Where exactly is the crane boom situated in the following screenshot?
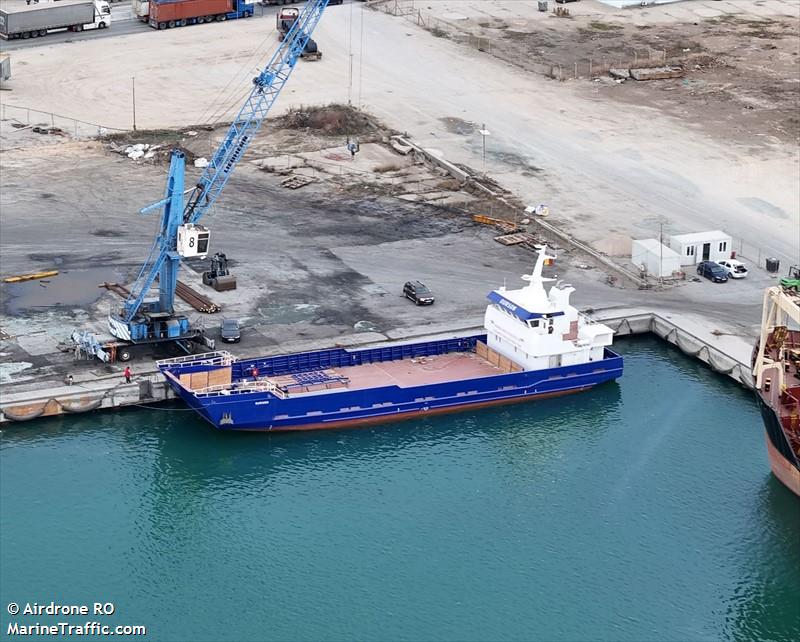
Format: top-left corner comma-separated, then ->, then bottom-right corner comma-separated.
184,0 -> 328,225
76,0 -> 331,359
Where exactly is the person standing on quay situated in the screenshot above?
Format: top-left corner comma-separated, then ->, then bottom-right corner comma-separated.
124,366 -> 132,384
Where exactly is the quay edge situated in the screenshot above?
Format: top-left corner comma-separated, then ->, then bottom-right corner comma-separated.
0,308 -> 754,425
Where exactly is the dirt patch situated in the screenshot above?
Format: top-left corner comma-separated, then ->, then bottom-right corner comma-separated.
413,6 -> 800,146
587,21 -> 623,32
373,162 -> 403,173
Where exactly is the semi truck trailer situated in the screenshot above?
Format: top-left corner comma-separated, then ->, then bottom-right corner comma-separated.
0,53 -> 10,86
133,0 -> 149,22
262,0 -> 341,5
147,0 -> 253,29
0,0 -> 111,39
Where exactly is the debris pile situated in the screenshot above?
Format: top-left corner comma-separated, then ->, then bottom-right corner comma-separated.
630,66 -> 684,81
109,142 -> 162,161
32,126 -> 66,136
280,104 -> 381,136
280,175 -> 315,189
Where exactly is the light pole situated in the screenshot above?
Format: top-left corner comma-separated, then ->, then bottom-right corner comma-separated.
659,220 -> 666,287
131,76 -> 137,132
479,123 -> 490,174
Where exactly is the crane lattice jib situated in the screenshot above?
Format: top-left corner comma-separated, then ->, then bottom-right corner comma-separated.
118,0 -> 328,324
184,0 -> 329,225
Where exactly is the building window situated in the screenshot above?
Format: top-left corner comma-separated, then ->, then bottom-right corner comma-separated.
719,241 -> 727,252
686,246 -> 695,257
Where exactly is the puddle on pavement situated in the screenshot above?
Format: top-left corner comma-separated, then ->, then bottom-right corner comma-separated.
488,149 -> 543,173
440,117 -> 476,136
257,303 -> 320,325
737,196 -> 788,220
353,320 -> 381,333
2,267 -> 125,315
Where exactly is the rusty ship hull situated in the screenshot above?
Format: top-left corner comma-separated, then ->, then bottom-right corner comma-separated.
755,327 -> 800,496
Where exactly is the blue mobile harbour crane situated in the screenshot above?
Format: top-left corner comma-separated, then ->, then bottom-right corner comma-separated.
72,0 -> 330,363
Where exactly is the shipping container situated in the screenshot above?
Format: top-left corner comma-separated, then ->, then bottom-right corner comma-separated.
148,0 -> 252,29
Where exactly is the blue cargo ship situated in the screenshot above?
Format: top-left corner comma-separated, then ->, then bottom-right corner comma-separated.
158,247 -> 623,431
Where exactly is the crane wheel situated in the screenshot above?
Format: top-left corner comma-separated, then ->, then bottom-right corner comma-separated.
118,348 -> 132,362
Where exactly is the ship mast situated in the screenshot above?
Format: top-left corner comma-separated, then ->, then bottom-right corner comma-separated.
520,246 -> 557,292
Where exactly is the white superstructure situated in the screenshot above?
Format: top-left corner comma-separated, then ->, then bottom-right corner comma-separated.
483,247 -> 614,371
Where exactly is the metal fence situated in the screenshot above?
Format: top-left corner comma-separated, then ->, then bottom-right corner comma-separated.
367,0 -> 669,81
0,103 -> 127,139
730,235 -> 796,272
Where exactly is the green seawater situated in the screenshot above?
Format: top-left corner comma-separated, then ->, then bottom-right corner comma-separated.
1,337 -> 799,642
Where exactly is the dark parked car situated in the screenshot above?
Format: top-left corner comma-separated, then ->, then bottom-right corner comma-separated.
697,261 -> 728,283
403,281 -> 435,305
220,318 -> 241,343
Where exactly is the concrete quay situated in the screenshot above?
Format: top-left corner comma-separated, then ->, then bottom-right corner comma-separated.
590,308 -> 754,389
0,309 -> 754,425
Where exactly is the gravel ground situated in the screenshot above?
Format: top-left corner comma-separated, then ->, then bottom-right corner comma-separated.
1,1 -> 795,266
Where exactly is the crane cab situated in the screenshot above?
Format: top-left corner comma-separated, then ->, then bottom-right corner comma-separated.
177,224 -> 210,258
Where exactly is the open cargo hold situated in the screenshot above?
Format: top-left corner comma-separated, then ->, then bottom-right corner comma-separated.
0,0 -> 94,38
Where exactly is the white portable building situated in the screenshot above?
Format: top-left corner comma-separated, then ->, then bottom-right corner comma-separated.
669,231 -> 732,266
631,239 -> 683,278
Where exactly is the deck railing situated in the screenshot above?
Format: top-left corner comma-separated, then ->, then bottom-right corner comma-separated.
193,379 -> 287,400
157,351 -> 234,369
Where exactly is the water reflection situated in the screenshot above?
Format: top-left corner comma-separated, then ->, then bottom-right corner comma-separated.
722,480 -> 800,642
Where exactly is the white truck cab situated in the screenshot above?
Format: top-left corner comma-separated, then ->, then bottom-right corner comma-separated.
83,0 -> 111,31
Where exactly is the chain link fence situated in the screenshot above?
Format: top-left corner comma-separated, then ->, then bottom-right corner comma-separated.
0,103 -> 128,139
367,0 -> 668,81
730,235 -> 797,273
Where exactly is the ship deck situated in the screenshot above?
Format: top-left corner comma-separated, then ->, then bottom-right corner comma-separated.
265,352 -> 504,395
758,328 -> 800,458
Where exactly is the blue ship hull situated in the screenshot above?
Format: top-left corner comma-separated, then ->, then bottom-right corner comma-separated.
159,335 -> 624,432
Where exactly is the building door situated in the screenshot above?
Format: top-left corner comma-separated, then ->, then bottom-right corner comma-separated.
702,243 -> 710,260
